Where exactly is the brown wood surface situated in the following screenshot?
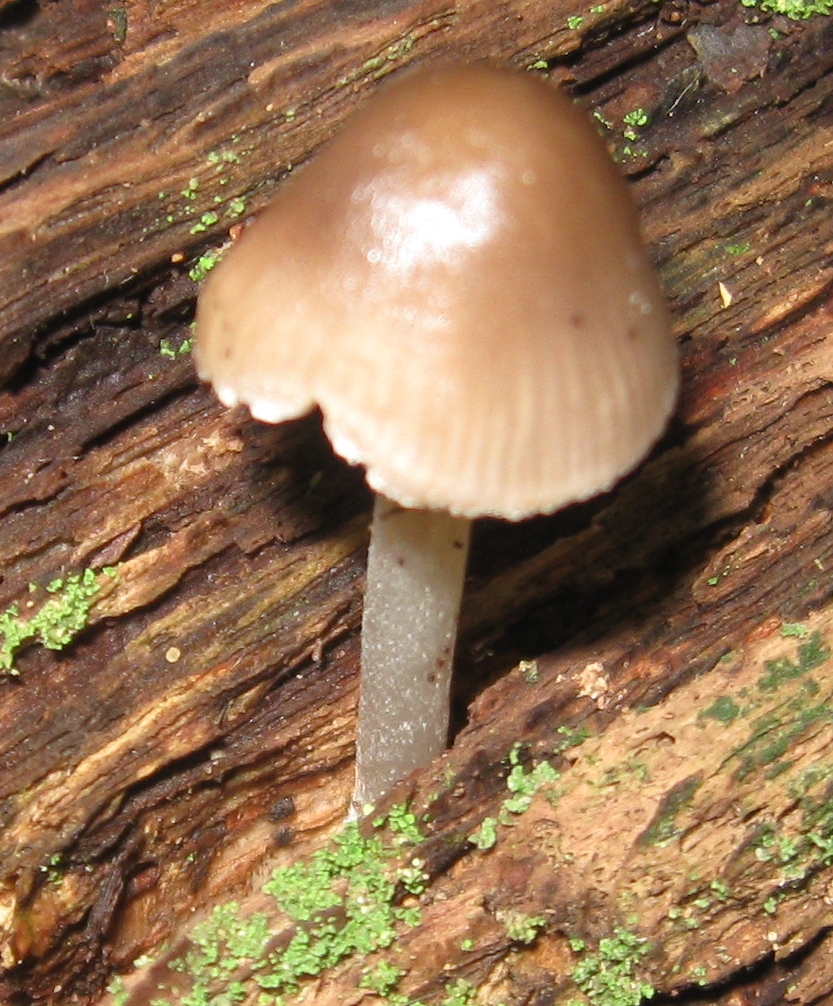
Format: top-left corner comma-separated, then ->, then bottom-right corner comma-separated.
0,0 -> 832,1004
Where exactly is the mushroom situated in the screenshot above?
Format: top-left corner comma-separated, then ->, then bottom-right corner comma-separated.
195,63 -> 678,810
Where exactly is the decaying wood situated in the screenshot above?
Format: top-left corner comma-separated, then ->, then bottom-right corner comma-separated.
112,609 -> 833,1006
0,0 -> 832,1004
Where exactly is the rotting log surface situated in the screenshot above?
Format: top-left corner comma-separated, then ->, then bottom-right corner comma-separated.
0,0 -> 832,1004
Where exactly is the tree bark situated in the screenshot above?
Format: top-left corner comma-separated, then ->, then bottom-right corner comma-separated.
0,0 -> 831,1004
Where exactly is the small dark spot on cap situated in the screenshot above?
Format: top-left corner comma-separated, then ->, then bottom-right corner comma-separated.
626,326 -> 639,341
396,555 -> 406,567
452,539 -> 464,549
433,654 -> 449,674
427,672 -> 437,684
569,312 -> 585,328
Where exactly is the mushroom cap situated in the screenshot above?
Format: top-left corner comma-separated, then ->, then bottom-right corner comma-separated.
196,64 -> 677,519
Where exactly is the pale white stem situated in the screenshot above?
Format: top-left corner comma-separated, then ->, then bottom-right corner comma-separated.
352,494 -> 472,810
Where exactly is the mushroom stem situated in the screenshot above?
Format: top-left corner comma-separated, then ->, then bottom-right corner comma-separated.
353,494 -> 472,810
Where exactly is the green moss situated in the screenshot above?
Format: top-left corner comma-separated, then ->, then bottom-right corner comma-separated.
740,0 -> 830,17
556,723 -> 592,752
39,852 -> 64,886
706,565 -> 732,586
734,700 -> 833,781
639,775 -> 702,846
617,108 -> 650,160
732,767 -> 833,909
622,108 -> 649,140
569,926 -> 654,1006
596,760 -> 651,789
106,976 -> 129,1005
758,632 -> 829,691
159,337 -> 192,358
143,808 -> 429,1004
156,146 -> 250,236
181,178 -> 200,201
436,978 -> 478,1006
379,803 -> 425,845
0,567 -> 117,675
139,745 -> 561,1001
713,634 -> 833,781
124,628 -> 833,1003
708,878 -> 731,901
337,35 -> 417,88
385,979 -> 484,1006
189,211 -> 220,236
189,251 -> 222,283
169,902 -> 271,1003
469,816 -> 499,850
226,196 -> 248,219
664,902 -> 707,932
800,784 -> 833,866
502,911 -> 546,944
468,745 -> 561,848
700,695 -> 741,724
359,960 -> 405,995
501,744 -> 559,816
208,150 -> 241,167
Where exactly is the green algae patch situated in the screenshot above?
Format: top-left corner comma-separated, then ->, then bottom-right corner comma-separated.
154,141 -> 251,238
109,619 -> 833,1005
729,634 -> 833,782
125,807 -> 431,1005
0,567 -> 118,675
468,743 -> 562,848
740,0 -> 830,17
568,927 -> 654,1006
758,632 -> 829,692
639,775 -> 702,846
700,695 -> 741,725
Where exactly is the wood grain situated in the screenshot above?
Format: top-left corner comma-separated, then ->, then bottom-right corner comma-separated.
0,0 -> 831,1003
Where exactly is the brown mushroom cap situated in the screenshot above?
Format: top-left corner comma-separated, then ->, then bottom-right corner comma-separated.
196,64 -> 677,519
